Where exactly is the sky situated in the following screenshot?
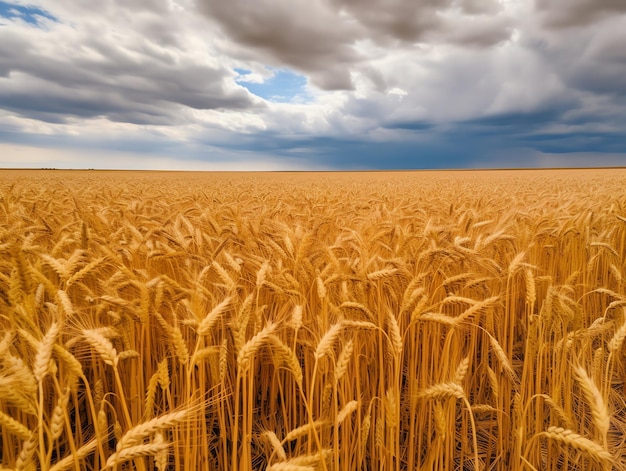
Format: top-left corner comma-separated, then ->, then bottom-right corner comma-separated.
0,0 -> 625,170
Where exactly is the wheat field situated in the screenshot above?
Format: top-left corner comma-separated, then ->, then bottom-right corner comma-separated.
1,168 -> 626,470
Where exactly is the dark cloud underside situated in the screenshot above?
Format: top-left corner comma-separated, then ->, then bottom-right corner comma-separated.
198,0 -> 512,90
535,0 -> 626,28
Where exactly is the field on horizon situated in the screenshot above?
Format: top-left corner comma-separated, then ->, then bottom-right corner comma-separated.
2,168 -> 626,470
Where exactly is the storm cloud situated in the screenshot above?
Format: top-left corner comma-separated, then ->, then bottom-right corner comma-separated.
198,0 -> 513,90
0,0 -> 256,124
535,0 -> 626,28
0,0 -> 624,169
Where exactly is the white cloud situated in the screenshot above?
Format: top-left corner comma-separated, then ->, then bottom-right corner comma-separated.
0,0 -> 255,125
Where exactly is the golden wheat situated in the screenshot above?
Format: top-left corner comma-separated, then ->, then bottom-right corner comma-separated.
2,169 -> 626,470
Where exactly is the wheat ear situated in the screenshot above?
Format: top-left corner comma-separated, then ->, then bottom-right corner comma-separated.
454,356 -> 470,384
264,430 -> 287,461
282,420 -> 328,443
337,400 -> 359,425
574,365 -> 610,444
540,426 -> 611,463
269,334 -> 303,387
386,311 -> 403,358
290,305 -> 303,332
105,441 -> 169,469
237,322 -> 276,372
488,334 -> 517,382
198,296 -> 232,336
608,311 -> 626,352
16,434 -> 37,471
268,449 -> 333,469
0,410 -> 31,440
48,438 -> 98,471
34,321 -> 61,381
417,382 -> 465,401
115,410 -> 187,452
314,323 -> 343,360
82,329 -> 118,367
334,339 -> 354,383
50,386 -> 70,441
267,463 -> 315,471
154,432 -> 168,471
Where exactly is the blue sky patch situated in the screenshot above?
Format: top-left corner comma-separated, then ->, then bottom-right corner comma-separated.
236,68 -> 310,103
0,1 -> 56,25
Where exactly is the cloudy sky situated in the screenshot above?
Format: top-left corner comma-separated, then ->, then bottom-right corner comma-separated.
0,0 -> 625,170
